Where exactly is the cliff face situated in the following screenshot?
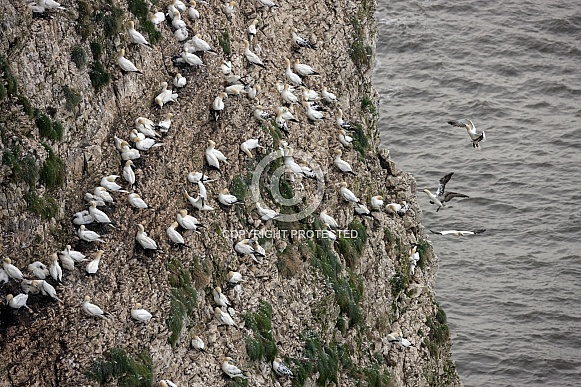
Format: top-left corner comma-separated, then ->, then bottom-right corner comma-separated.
0,0 -> 461,386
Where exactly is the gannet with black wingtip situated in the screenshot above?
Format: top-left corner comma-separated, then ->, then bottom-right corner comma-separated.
133,136 -> 163,151
278,106 -> 299,122
291,27 -> 316,49
58,251 -> 75,271
337,108 -> 354,131
223,1 -> 236,20
126,21 -> 151,48
227,271 -> 243,284
222,357 -> 247,379
225,83 -> 246,97
218,188 -> 241,206
213,286 -> 231,308
430,229 -> 486,236
339,181 -> 360,204
221,59 -> 232,75
0,269 -> 8,284
256,202 -> 279,221
6,294 -> 32,312
273,357 -> 294,378
158,112 -> 174,133
355,203 -> 372,216
254,105 -> 271,121
321,86 -> 337,103
284,58 -> 303,86
174,27 -> 188,42
371,195 -> 383,210
101,175 -> 127,192
248,19 -> 258,41
275,110 -> 289,135
234,239 -> 260,257
247,84 -> 261,99
155,82 -> 179,108
121,141 -> 141,160
432,172 -> 469,204
334,149 -> 355,175
136,224 -> 159,250
49,253 -> 62,283
123,160 -> 136,187
61,245 -> 87,263
188,171 -> 214,184
173,72 -> 186,88
172,0 -> 187,12
300,87 -> 320,102
136,119 -> 160,138
198,180 -> 208,199
32,280 -> 62,302
94,186 -> 115,204
293,58 -> 319,76
280,83 -> 299,104
256,0 -> 279,8
319,209 -> 339,228
86,250 -> 103,275
338,129 -> 353,147
423,189 -> 444,212
82,295 -> 107,318
171,10 -> 187,29
240,138 -> 262,158
83,192 -> 105,207
211,92 -> 227,121
244,39 -> 265,68
386,202 -> 402,215
186,34 -> 218,55
167,222 -> 189,247
180,47 -> 204,66
215,307 -> 236,326
183,189 -> 204,210
149,11 -> 165,25
39,0 -> 66,11
89,201 -> 113,225
131,303 -> 153,322
77,225 -> 104,243
177,209 -> 203,231
191,335 -> 205,351
188,0 -> 200,19
117,49 -> 143,74
28,261 -> 49,279
448,119 -> 486,148
128,193 -> 150,209
206,140 -> 227,169
409,245 -> 420,275
302,101 -> 324,122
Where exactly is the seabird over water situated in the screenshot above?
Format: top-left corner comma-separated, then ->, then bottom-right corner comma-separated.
448,119 -> 486,148
430,229 -> 486,236
432,172 -> 469,204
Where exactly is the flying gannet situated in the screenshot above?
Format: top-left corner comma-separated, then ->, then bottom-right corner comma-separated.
431,172 -> 469,205
448,119 -> 486,148
430,229 -> 486,236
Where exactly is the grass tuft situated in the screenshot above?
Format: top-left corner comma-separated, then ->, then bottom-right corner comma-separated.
63,85 -> 81,112
167,258 -> 197,348
89,61 -> 111,91
25,191 -> 58,219
219,29 -> 231,56
352,124 -> 369,161
16,95 -> 34,117
243,302 -> 277,362
71,45 -> 87,69
36,114 -> 63,141
76,1 -> 94,40
86,347 -> 153,386
336,220 -> 367,269
361,95 -> 377,114
40,144 -> 65,189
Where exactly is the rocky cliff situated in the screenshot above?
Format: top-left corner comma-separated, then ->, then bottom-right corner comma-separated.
0,0 -> 461,385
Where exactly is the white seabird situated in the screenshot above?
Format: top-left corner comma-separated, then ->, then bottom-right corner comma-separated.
432,172 -> 469,204
131,303 -> 153,322
123,160 -> 136,187
240,138 -> 262,158
211,92 -> 227,121
32,280 -> 62,302
177,209 -> 203,231
254,105 -> 271,121
319,209 -> 339,228
222,1 -> 236,20
225,84 -> 246,97
218,188 -> 241,206
117,49 -> 143,74
60,245 -> 87,262
221,60 -> 232,75
272,357 -> 294,378
205,140 -> 227,170
183,189 -> 205,210
188,171 -> 214,184
423,189 -> 444,212
82,295 -> 107,319
126,21 -> 151,48
149,11 -> 166,25
128,193 -> 151,209
221,357 -> 247,379
334,149 -> 355,175
244,39 -> 265,68
256,0 -> 279,8
89,201 -> 113,224
49,253 -> 62,283
28,261 -> 49,279
173,73 -> 186,88
291,27 -> 316,49
215,307 -> 236,326
191,335 -> 205,351
73,210 -> 94,226
338,129 -> 353,147
6,294 -> 32,312
337,108 -> 354,131
94,186 -> 115,204
371,195 -> 383,210
186,34 -> 217,54
100,175 -> 127,192
155,82 -> 179,108
187,0 -> 200,19
213,286 -> 231,308
171,11 -> 187,30
121,141 -> 141,161
247,19 -> 258,41
247,84 -> 261,99
167,222 -> 188,247
0,269 -> 8,284
430,229 -> 486,236
293,58 -> 319,76
355,203 -> 372,216
256,202 -> 279,221
198,180 -> 208,199
133,136 -> 163,151
227,271 -> 243,284
284,58 -> 303,86
77,225 -> 104,243
174,27 -> 188,42
339,181 -> 360,204
321,86 -> 337,103
158,112 -> 174,133
58,251 -> 75,271
180,47 -> 204,66
280,83 -> 299,104
86,250 -> 103,275
136,224 -> 159,250
448,119 -> 486,148
234,239 -> 263,258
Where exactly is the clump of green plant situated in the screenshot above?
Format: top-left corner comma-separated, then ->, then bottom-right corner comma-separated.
86,347 -> 153,386
96,5 -> 124,38
219,29 -> 231,56
3,146 -> 39,189
89,61 -> 111,91
0,55 -> 18,97
389,269 -> 409,297
128,0 -> 161,44
333,274 -> 364,328
25,191 -> 58,219
242,301 -> 277,362
424,305 -> 450,358
35,114 -> 63,141
167,258 -> 197,348
16,95 -> 34,117
352,124 -> 369,161
71,45 -> 87,69
63,85 -> 81,112
302,331 -> 340,386
229,174 -> 251,201
40,145 -> 65,189
350,16 -> 373,68
364,362 -> 392,387
361,95 -> 377,115
336,220 -> 367,268
90,41 -> 102,60
416,239 -> 431,270
76,1 -> 94,39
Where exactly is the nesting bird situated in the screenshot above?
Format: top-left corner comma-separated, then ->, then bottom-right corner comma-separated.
86,250 -> 103,275
272,357 -> 294,378
117,49 -> 143,74
82,295 -> 107,318
131,303 -> 153,322
221,357 -> 248,379
136,224 -> 159,250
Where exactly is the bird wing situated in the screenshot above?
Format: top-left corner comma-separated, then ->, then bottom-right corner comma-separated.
429,229 -> 444,235
435,172 -> 453,197
447,119 -> 468,128
443,191 -> 469,202
473,229 -> 486,234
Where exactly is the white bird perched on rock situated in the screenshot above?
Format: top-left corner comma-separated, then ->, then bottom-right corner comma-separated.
135,120 -> 160,139
177,209 -> 203,231
100,175 -> 127,192
28,261 -> 49,279
94,186 -> 115,204
135,116 -> 155,130
158,112 -> 174,133
280,83 -> 299,104
221,60 -> 232,75
386,202 -> 402,215
123,160 -> 136,187
73,210 -> 95,226
302,101 -> 324,122
86,250 -> 103,275
222,357 -> 247,379
278,106 -> 299,122
291,27 -> 316,49
6,294 -> 32,312
89,201 -> 113,224
339,181 -> 360,204
323,223 -> 337,241
155,82 -> 179,108
171,11 -> 187,29
215,307 -> 236,326
128,193 -> 151,209
186,34 -> 217,54
167,222 -> 189,247
191,335 -> 205,351
136,224 -> 159,250
300,87 -> 320,102
243,39 -> 265,68
334,149 -> 355,175
254,105 -> 271,121
133,136 -> 164,151
234,239 -> 263,258
198,179 -> 211,199
338,129 -> 353,147
409,245 -> 420,275
224,84 -> 246,97
240,138 -> 262,158
126,21 -> 151,48
337,108 -> 355,131
247,19 -> 258,41
174,27 -> 188,42
256,0 -> 279,8
319,209 -> 339,228
293,58 -> 319,76
187,0 -> 200,19
213,286 -> 231,308
131,303 -> 153,322
59,251 -> 75,271
205,140 -> 227,169
60,245 -> 87,263
180,47 -> 204,66
49,253 -> 62,283
256,202 -> 279,221
32,280 -> 62,302
355,203 -> 371,216
21,279 -> 40,295
188,171 -> 214,184
371,195 -> 384,210
321,86 -> 337,103
447,119 -> 486,148
211,92 -> 227,121
247,84 -> 261,100
82,295 -> 107,319
275,110 -> 289,135
172,0 -> 187,12
117,49 -> 143,74
120,141 -> 141,161
84,191 -> 106,206
218,188 -> 241,206
284,58 -> 303,86
222,1 -> 236,20
159,380 -> 177,387
173,73 -> 186,88
77,225 -> 104,243
273,357 -> 294,378
149,11 -> 165,25
227,271 -> 243,284
35,0 -> 66,12
183,189 -> 204,210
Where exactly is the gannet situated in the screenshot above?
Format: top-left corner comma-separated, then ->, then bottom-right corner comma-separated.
128,193 -> 151,209
248,19 -> 258,41
339,182 -> 360,204
188,0 -> 200,19
158,112 -> 174,133
136,119 -> 160,138
323,223 -> 337,241
29,2 -> 47,13
94,186 -> 115,204
338,129 -> 353,147
177,209 -> 203,231
254,105 -> 271,121
386,202 -> 403,215
21,279 -> 38,293
334,149 -> 355,175
293,59 -> 319,76
188,171 -> 214,184
222,1 -> 236,20
234,239 -> 263,257
117,49 -> 143,74
284,58 -> 303,85
211,92 -> 227,121
206,140 -> 227,169
136,224 -> 159,250
409,245 -> 420,275
215,307 -> 236,326
225,84 -> 246,96
240,138 -> 262,158
280,83 -> 299,104
448,119 -> 486,148
423,189 -> 444,212
131,303 -> 153,322
149,11 -> 166,25
121,141 -> 141,160
432,172 -> 469,204
134,136 -> 163,151
60,245 -> 87,262
126,21 -> 151,48
319,209 -> 339,228
122,160 -> 136,187
300,87 -> 320,101
174,28 -> 189,42
77,225 -> 104,242
430,229 -> 486,236
256,0 -> 279,7
32,280 -> 61,302
244,40 -> 266,68
0,269 -> 8,284
337,108 -> 354,131
86,250 -> 103,275
159,381 -> 178,387
191,335 -> 205,351
371,195 -> 384,210
213,286 -> 231,307
355,203 -> 372,216
272,357 -> 294,378
256,202 -> 279,221
155,82 -> 179,107
167,222 -> 188,246
247,84 -> 261,99
38,0 -> 66,11
321,86 -> 337,103
249,237 -> 266,257
187,34 -> 217,54
172,0 -> 187,12
84,192 -> 106,206
6,294 -> 32,312
227,271 -> 243,283
73,210 -> 95,225
197,181 -> 208,199
171,11 -> 187,29
302,101 -> 324,122
49,253 -> 62,283
275,110 -> 289,135
282,148 -> 308,177
58,251 -> 75,271
183,189 -> 204,210
28,261 -> 49,279
221,60 -> 232,75
218,188 -> 241,206
89,201 -> 113,224
222,357 -> 247,378
173,73 -> 186,88
291,27 -> 316,49
82,295 -> 107,318
101,175 -> 127,192
180,47 -> 204,66
278,106 -> 299,122
135,116 -> 155,130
